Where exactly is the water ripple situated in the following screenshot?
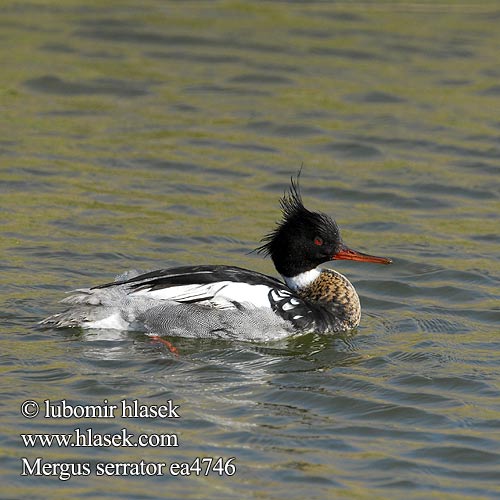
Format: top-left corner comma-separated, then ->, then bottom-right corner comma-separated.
2,3 -> 500,499
24,75 -> 150,97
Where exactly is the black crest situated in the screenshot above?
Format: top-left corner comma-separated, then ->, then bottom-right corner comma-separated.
256,172 -> 308,256
255,172 -> 342,269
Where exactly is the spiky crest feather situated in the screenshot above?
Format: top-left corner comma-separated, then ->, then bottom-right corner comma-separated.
255,171 -> 306,256
255,171 -> 341,258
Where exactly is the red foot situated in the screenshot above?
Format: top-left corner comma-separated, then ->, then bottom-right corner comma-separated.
150,336 -> 179,356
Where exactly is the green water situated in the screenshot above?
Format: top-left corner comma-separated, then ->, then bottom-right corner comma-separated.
1,2 -> 499,499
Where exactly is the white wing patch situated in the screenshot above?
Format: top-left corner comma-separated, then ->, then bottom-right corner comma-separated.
129,281 -> 274,310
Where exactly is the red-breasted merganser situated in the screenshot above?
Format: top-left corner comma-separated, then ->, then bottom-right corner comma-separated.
41,176 -> 391,340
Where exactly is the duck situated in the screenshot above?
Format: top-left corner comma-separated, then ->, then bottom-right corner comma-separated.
40,175 -> 391,340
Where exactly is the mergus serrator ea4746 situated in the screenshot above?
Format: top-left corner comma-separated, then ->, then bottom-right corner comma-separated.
41,176 -> 392,340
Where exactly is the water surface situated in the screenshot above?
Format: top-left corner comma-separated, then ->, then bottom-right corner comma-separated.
1,2 -> 499,499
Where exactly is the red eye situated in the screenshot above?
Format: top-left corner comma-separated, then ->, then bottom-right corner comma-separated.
314,236 -> 323,246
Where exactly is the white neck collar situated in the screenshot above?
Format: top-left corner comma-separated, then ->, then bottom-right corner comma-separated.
283,268 -> 321,291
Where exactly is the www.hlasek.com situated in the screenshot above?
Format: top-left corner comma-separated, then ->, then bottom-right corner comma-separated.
20,399 -> 236,480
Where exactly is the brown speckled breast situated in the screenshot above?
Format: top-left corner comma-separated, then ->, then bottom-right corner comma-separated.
297,268 -> 361,330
